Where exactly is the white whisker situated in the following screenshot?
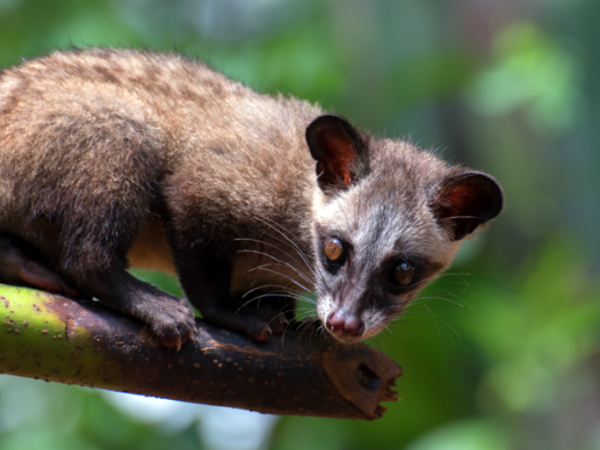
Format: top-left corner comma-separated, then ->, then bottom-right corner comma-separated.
236,237 -> 316,280
238,248 -> 314,286
240,293 -> 312,309
247,215 -> 315,274
412,295 -> 464,308
248,264 -> 312,293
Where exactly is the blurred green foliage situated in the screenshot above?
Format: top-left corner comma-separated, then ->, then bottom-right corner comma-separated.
1,0 -> 599,449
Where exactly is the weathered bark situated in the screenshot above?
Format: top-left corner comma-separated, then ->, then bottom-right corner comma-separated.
0,284 -> 401,420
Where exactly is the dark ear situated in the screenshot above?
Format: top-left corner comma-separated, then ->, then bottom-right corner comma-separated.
433,171 -> 503,241
305,115 -> 366,190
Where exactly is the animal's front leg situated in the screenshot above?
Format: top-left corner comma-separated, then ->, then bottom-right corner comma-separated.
76,269 -> 197,349
173,246 -> 291,341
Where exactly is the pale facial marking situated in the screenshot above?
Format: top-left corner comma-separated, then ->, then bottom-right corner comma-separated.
312,176 -> 459,344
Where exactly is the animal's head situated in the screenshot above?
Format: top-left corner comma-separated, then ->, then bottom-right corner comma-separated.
306,115 -> 503,343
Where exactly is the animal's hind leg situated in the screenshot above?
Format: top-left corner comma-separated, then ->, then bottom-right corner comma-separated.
0,232 -> 79,296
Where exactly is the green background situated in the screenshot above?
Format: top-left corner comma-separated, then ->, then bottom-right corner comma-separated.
1,0 -> 600,449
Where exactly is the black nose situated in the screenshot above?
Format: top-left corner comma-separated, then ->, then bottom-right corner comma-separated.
326,311 -> 365,338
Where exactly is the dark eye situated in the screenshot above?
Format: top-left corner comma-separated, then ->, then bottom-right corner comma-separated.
323,237 -> 345,263
389,261 -> 415,286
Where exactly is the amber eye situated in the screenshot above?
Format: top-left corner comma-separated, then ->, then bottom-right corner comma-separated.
390,261 -> 415,286
323,238 -> 345,263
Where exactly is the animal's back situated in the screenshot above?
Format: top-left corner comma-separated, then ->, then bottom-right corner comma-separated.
0,49 -> 321,245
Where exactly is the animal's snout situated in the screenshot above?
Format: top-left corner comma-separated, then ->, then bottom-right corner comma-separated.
326,310 -> 364,339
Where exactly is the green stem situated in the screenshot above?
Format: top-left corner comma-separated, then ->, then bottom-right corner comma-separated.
0,284 -> 401,420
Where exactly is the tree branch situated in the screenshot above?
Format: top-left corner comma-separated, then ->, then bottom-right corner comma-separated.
0,284 -> 401,420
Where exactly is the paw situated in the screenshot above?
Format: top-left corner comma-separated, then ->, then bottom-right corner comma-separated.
141,297 -> 197,350
202,301 -> 290,342
242,304 -> 289,341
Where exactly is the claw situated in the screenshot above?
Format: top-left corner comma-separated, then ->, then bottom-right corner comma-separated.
160,335 -> 182,350
183,327 -> 197,344
249,325 -> 271,342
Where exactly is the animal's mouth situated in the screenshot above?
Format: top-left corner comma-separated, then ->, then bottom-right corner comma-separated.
328,333 -> 367,344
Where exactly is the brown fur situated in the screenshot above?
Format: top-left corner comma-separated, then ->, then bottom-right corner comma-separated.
0,49 -> 502,345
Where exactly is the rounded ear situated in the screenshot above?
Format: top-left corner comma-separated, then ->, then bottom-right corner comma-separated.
305,115 -> 366,190
433,171 -> 503,241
